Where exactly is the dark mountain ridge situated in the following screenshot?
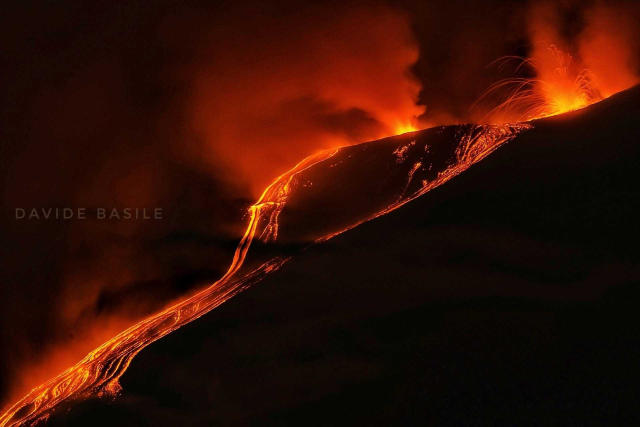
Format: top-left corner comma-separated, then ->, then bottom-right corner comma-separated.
47,85 -> 640,426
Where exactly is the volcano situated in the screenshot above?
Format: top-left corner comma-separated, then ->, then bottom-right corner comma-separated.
4,85 -> 640,426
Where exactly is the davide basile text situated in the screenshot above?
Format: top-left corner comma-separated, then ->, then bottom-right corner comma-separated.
15,207 -> 164,220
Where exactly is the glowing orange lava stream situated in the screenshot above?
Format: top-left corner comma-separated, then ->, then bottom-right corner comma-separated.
317,123 -> 531,243
0,149 -> 336,426
1,123 -> 532,426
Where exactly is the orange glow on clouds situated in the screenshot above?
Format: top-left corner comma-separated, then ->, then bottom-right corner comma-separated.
187,4 -> 423,195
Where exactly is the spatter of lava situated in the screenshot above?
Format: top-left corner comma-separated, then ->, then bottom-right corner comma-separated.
1,123 -> 531,426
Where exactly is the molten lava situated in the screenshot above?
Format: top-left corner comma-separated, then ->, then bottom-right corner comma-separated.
0,121 -> 532,426
477,49 -> 604,123
0,148 -> 338,426
476,3 -> 639,123
393,121 -> 419,135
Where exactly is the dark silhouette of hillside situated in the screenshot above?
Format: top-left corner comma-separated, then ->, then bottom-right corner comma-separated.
48,85 -> 640,426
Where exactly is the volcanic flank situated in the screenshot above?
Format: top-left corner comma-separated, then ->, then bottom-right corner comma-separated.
4,85 -> 640,425
0,121 -> 529,427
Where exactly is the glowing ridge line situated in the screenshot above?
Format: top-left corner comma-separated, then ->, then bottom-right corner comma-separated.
0,123 -> 530,426
0,149 -> 338,426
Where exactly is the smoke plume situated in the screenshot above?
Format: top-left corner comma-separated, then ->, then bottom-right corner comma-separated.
185,3 -> 424,194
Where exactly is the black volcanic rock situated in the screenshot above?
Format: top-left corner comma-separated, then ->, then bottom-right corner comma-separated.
48,86 -> 640,426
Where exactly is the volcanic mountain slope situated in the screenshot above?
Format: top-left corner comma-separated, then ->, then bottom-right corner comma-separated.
1,116 -> 528,427
1,124 -> 528,427
39,85 -> 640,425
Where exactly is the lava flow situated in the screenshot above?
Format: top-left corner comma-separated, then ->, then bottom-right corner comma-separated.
0,149 -> 337,426
0,119 -> 536,426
